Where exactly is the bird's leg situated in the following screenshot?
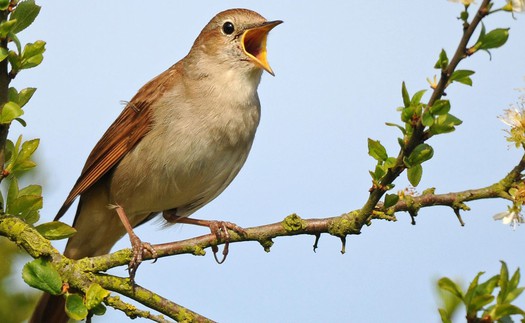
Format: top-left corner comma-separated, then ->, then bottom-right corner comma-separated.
163,209 -> 246,264
112,205 -> 157,281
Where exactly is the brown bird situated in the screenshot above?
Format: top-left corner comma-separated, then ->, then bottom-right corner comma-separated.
30,8 -> 281,323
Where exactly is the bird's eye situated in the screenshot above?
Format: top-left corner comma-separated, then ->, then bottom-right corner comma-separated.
222,21 -> 235,35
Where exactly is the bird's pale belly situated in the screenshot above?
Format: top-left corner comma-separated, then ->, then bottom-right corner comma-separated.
109,128 -> 252,219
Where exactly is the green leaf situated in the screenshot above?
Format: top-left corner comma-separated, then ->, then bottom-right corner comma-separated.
8,50 -> 21,72
411,90 -> 427,106
0,101 -> 23,124
479,28 -> 510,50
384,157 -> 397,169
22,258 -> 62,295
421,110 -> 434,127
385,122 -> 406,135
368,138 -> 388,162
85,283 -> 110,310
438,308 -> 452,323
12,159 -> 36,173
401,106 -> 415,123
434,49 -> 449,69
19,87 -> 36,108
91,303 -> 107,316
373,164 -> 386,180
6,177 -> 19,213
470,294 -> 495,312
10,0 -> 41,34
449,70 -> 475,86
429,113 -> 463,135
65,294 -> 88,321
404,143 -> 434,167
493,304 -> 525,318
498,261 -> 510,304
0,0 -> 10,11
20,40 -> 46,69
18,138 -> 39,162
384,193 -> 399,208
35,221 -> 76,240
401,82 -> 410,108
407,164 -> 423,186
509,267 -> 521,293
10,195 -> 42,218
430,100 -> 451,116
0,47 -> 8,62
438,277 -> 464,300
19,184 -> 41,196
0,19 -> 17,38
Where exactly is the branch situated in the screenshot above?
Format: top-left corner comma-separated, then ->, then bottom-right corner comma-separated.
357,0 -> 492,225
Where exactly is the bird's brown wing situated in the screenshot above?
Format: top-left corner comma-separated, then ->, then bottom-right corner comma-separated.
55,65 -> 179,220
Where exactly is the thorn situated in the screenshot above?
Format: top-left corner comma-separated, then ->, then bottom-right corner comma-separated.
313,233 -> 321,253
453,207 -> 465,226
340,236 -> 346,254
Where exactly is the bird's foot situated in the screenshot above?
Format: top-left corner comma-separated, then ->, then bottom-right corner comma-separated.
127,232 -> 158,282
162,211 -> 246,264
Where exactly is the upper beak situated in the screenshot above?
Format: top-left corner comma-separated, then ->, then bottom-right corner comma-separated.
241,20 -> 283,76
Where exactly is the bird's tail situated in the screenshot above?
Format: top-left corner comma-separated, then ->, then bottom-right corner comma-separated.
29,293 -> 68,323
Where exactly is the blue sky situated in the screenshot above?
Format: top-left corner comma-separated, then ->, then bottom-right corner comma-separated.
14,1 -> 525,322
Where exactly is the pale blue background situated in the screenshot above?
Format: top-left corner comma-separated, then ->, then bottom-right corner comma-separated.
14,1 -> 525,322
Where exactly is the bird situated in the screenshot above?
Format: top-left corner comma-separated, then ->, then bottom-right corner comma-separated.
30,8 -> 281,323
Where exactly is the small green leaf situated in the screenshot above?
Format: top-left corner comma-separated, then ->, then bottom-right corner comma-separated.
6,177 -> 19,213
430,100 -> 451,116
12,159 -> 36,173
0,47 -> 8,62
85,283 -> 110,310
434,49 -> 449,69
422,110 -> 434,127
401,106 -> 415,123
91,303 -> 107,316
18,138 -> 39,162
368,138 -> 388,162
0,101 -> 23,124
10,0 -> 41,34
470,294 -> 495,312
438,277 -> 464,300
401,82 -> 410,108
19,87 -> 36,108
479,28 -> 510,50
0,0 -> 10,11
8,50 -> 21,72
20,40 -> 45,69
411,90 -> 427,106
65,294 -> 88,321
509,267 -> 521,293
385,122 -> 406,135
384,193 -> 399,208
493,303 -> 525,318
0,19 -> 17,38
405,143 -> 434,167
35,221 -> 76,240
22,258 -> 62,295
438,308 -> 452,323
384,157 -> 397,169
407,164 -> 423,187
19,184 -> 41,196
449,70 -> 475,86
429,113 -> 463,135
10,195 -> 43,216
498,261 -> 510,304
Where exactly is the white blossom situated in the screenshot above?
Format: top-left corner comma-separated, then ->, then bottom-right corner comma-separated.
493,209 -> 524,230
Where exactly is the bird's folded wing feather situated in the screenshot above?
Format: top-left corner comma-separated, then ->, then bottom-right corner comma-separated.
55,66 -> 179,220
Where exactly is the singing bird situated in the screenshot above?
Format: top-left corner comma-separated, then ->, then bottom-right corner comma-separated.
30,8 -> 281,322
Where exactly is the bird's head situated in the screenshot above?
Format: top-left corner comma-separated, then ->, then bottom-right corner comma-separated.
189,9 -> 282,77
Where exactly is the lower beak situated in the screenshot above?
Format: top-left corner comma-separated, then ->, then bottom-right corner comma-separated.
241,20 -> 283,76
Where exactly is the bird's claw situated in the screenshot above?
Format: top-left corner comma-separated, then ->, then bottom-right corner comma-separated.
208,221 -> 246,264
128,234 -> 157,282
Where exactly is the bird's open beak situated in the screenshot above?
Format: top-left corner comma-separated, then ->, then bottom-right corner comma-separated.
241,20 -> 282,76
